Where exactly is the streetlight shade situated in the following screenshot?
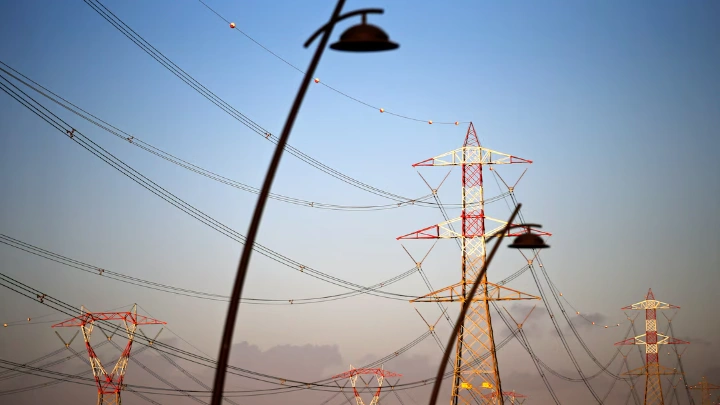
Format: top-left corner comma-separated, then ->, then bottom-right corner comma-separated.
508,232 -> 550,250
330,15 -> 399,52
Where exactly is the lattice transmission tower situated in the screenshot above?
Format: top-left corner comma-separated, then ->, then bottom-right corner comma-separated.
397,122 -> 546,405
615,289 -> 688,405
331,365 -> 401,405
690,377 -> 720,405
52,304 -> 165,405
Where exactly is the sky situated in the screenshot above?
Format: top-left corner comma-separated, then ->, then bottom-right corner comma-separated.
0,0 -> 719,404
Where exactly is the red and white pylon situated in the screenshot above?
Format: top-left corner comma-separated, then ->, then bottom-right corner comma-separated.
398,122 -> 545,405
52,304 -> 165,405
332,365 -> 401,405
615,289 -> 688,405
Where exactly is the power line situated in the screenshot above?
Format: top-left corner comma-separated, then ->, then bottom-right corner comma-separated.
0,60 -> 505,212
78,0 -> 462,204
0,72 -> 419,302
0,270 -> 526,396
0,233 -> 418,305
0,72 -> 528,310
196,0 -> 466,126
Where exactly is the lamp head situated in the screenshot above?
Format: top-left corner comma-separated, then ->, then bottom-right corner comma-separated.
507,224 -> 550,250
330,13 -> 399,52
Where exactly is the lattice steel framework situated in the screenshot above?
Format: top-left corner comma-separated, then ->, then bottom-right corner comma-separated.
481,390 -> 528,404
690,377 -> 720,405
397,123 -> 545,405
615,289 -> 688,405
52,304 -> 165,405
331,365 -> 401,405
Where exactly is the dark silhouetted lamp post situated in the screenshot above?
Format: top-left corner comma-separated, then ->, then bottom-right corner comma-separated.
428,203 -> 550,405
210,2 -> 398,404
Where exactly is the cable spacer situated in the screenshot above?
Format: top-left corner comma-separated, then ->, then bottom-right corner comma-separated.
66,128 -> 75,138
299,265 -> 305,272
127,136 -> 134,143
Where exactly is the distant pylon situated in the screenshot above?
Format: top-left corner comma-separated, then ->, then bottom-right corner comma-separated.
397,122 -> 546,405
690,377 -> 720,405
615,289 -> 688,405
331,365 -> 401,405
480,390 -> 528,404
52,304 -> 165,405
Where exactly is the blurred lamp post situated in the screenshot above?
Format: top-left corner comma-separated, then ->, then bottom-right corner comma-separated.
210,2 -> 399,405
428,203 -> 550,405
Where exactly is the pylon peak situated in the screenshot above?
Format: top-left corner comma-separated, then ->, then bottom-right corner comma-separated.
463,122 -> 480,148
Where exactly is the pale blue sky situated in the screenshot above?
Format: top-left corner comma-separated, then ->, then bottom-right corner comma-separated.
1,1 -> 718,403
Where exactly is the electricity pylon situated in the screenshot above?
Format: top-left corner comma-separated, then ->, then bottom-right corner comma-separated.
52,304 -> 165,405
690,377 -> 720,405
615,289 -> 688,405
331,365 -> 401,405
397,123 -> 544,405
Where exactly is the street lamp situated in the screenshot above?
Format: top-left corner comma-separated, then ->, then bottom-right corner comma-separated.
427,203 -> 550,405
209,2 -> 398,404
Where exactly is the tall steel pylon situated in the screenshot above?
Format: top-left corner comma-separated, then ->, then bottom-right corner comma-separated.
615,289 -> 688,405
397,122 -> 544,405
690,377 -> 720,405
52,304 -> 165,405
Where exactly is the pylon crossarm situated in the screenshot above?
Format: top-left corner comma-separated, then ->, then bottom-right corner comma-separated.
689,377 -> 720,390
615,336 -> 642,346
410,282 -> 539,303
486,283 -> 541,301
621,300 -> 680,310
615,333 -> 689,346
398,216 -> 551,241
412,147 -> 532,167
623,363 -> 681,376
332,368 -> 402,379
396,218 -> 463,240
52,312 -> 166,328
410,282 -> 465,303
658,334 -> 689,345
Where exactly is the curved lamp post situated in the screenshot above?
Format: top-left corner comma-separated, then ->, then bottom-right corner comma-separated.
209,2 -> 399,404
427,203 -> 550,405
